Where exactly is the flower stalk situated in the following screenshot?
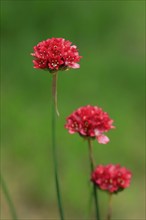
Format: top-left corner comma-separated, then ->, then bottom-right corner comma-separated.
51,77 -> 64,220
88,139 -> 100,220
107,193 -> 113,220
0,173 -> 18,220
52,72 -> 59,116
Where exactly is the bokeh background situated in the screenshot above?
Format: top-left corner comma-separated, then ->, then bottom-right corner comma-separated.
1,0 -> 145,219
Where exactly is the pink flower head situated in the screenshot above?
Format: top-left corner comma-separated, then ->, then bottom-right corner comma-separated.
91,164 -> 132,193
31,37 -> 82,72
65,105 -> 115,144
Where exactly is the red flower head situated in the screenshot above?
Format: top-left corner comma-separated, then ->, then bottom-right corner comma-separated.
91,164 -> 132,193
31,37 -> 82,72
65,105 -> 115,144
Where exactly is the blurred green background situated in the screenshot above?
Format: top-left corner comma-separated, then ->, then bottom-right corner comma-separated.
1,1 -> 145,219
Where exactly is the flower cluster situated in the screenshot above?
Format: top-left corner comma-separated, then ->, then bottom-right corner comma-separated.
91,164 -> 132,193
31,36 -> 132,219
31,37 -> 82,72
65,105 -> 115,144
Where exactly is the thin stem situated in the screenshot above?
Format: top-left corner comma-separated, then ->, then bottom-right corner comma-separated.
87,139 -> 100,220
88,138 -> 95,170
0,173 -> 18,220
86,184 -> 94,220
51,74 -> 64,220
52,72 -> 59,116
107,193 -> 113,220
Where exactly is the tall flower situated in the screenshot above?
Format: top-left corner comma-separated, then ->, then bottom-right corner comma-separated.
65,105 -> 115,220
31,37 -> 81,220
31,37 -> 82,116
31,37 -> 82,72
91,164 -> 132,193
65,105 -> 115,144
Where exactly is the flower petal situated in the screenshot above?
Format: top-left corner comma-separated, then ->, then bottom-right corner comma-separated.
69,63 -> 80,69
68,130 -> 76,134
96,134 -> 110,144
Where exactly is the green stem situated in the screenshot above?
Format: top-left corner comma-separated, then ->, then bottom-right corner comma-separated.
107,193 -> 113,220
88,139 -> 100,220
52,72 -> 59,116
0,173 -> 18,220
86,184 -> 94,220
51,73 -> 64,220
